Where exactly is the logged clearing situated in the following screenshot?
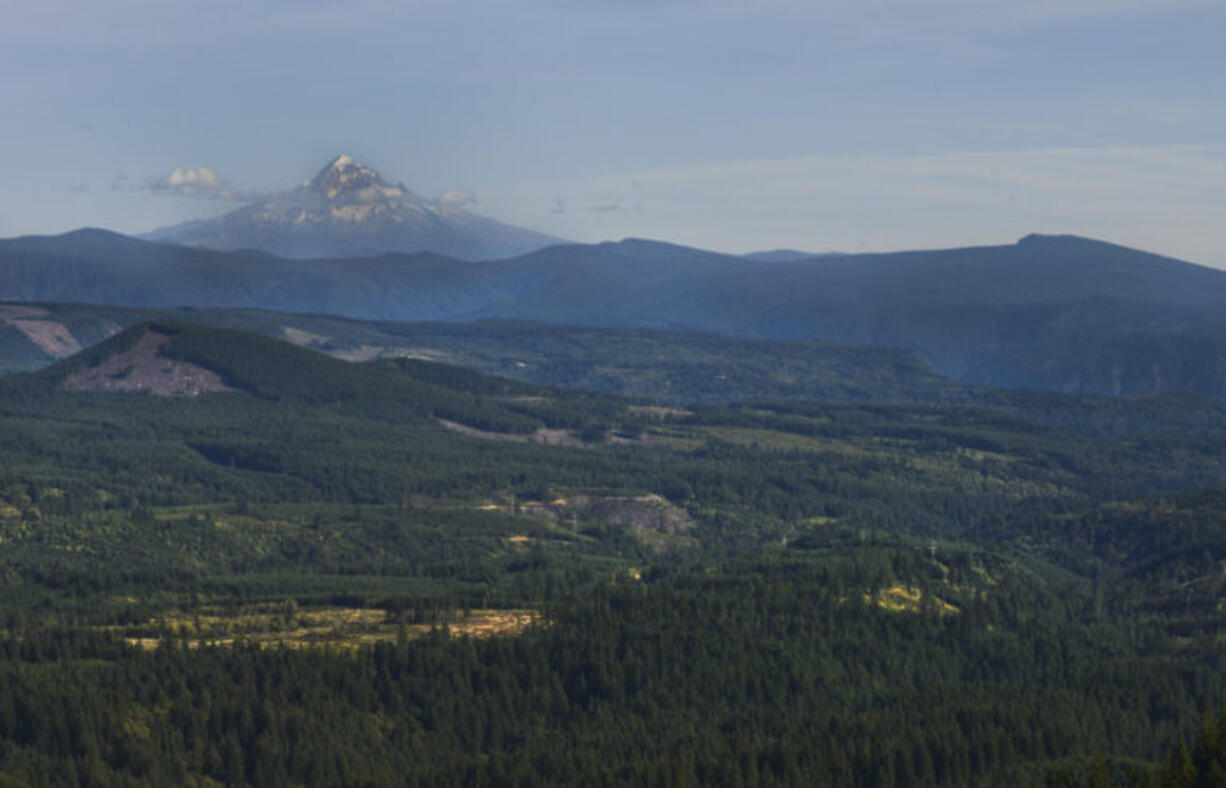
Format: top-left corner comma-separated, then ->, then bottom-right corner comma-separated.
62,329 -> 236,396
437,419 -> 588,447
280,325 -> 330,347
0,306 -> 83,358
438,418 -> 657,449
10,320 -> 82,358
330,344 -> 389,362
489,492 -> 697,550
0,304 -> 50,320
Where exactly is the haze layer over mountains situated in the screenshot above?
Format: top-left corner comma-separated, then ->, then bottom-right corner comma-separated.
1,156 -> 1224,400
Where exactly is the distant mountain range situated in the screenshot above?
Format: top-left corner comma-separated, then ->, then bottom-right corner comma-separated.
143,155 -> 563,260
0,302 -> 961,405
1,228 -> 1225,398
742,249 -> 840,263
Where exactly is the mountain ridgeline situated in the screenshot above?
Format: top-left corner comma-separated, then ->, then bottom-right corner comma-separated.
1,229 -> 1225,398
26,320 -> 571,436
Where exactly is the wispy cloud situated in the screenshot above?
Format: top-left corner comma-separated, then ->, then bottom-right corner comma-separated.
480,145 -> 1226,266
625,146 -> 1226,204
693,0 -> 1216,26
148,167 -> 244,201
436,189 -> 476,208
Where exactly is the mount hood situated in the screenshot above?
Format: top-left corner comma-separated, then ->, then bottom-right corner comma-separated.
143,155 -> 562,261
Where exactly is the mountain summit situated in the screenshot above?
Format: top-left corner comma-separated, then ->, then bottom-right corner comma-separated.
143,156 -> 562,260
309,155 -> 381,195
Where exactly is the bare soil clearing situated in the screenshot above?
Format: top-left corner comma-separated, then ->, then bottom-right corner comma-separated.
279,325 -> 329,348
62,329 -> 236,396
1,305 -> 84,358
0,304 -> 51,320
437,418 -> 658,448
437,418 -> 590,447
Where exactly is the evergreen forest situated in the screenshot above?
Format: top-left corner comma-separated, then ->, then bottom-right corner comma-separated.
1,321 -> 1225,785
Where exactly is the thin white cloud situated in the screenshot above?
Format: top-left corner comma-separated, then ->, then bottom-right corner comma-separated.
699,0 -> 1214,24
437,189 -> 476,208
149,167 -> 240,201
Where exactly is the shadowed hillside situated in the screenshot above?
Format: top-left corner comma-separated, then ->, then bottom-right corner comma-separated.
3,231 -> 1226,397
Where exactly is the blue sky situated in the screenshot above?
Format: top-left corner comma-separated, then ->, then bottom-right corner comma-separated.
3,0 -> 1224,265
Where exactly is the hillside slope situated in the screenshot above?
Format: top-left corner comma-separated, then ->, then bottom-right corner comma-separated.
0,229 -> 495,320
0,303 -> 1011,405
2,317 -> 1226,785
3,231 -> 1225,397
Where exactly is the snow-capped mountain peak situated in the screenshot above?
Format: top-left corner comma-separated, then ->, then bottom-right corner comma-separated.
143,155 -> 562,260
306,155 -> 410,203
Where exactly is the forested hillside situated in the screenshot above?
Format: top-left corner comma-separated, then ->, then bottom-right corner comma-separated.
0,324 -> 1223,783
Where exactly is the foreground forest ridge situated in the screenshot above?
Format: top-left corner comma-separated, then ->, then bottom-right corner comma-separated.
0,316 -> 1222,785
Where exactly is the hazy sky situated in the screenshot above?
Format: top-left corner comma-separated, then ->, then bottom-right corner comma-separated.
3,0 -> 1225,265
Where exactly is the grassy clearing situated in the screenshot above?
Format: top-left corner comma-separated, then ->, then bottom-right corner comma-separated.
865,585 -> 960,616
697,426 -> 876,455
116,604 -> 540,650
627,405 -> 693,418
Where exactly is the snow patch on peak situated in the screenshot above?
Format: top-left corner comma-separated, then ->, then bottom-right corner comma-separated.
308,155 -> 391,200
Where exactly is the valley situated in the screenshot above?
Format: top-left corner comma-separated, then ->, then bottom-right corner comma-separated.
9,0 -> 1225,781
0,318 -> 1223,783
